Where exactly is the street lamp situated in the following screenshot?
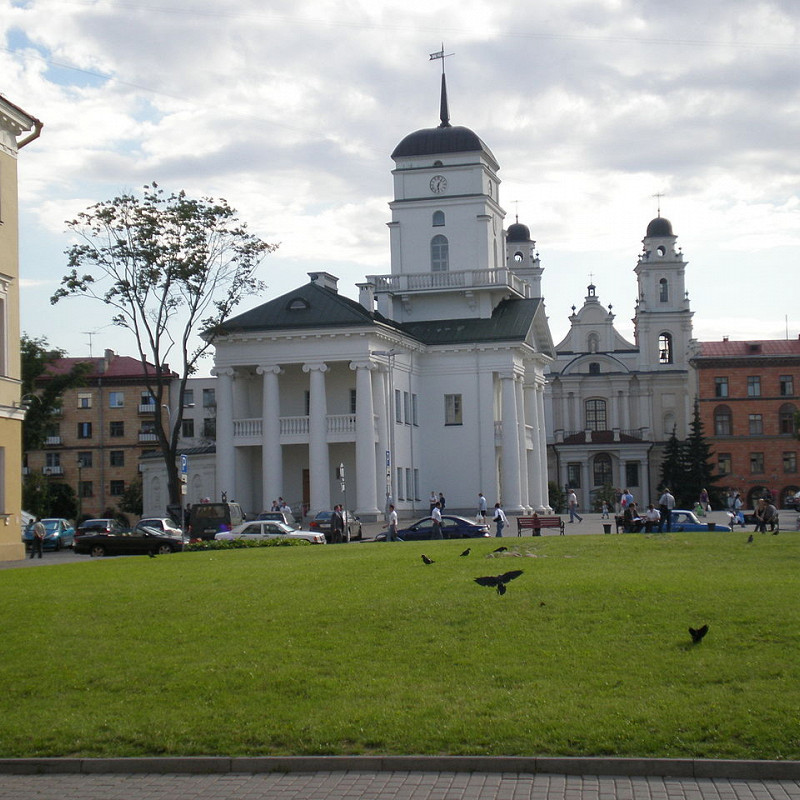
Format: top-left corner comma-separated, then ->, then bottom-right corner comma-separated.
371,349 -> 398,519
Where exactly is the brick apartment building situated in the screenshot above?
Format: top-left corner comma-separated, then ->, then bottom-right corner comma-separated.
692,337 -> 800,509
25,349 -> 177,520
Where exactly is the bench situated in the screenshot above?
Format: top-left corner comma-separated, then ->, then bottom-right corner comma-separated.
517,516 -> 565,536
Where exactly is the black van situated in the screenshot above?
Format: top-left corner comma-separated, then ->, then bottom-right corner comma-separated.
188,502 -> 245,540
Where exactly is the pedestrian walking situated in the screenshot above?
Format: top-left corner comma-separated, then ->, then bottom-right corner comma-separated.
383,504 -> 398,542
493,503 -> 507,537
431,502 -> 443,538
30,517 -> 45,559
567,490 -> 583,523
477,492 -> 487,522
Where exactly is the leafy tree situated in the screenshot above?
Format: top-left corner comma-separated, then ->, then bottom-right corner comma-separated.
118,478 -> 143,517
548,481 -> 565,513
21,334 -> 91,451
22,472 -> 50,518
48,483 -> 78,521
52,183 -> 277,509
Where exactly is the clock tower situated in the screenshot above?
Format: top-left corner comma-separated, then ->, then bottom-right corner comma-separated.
385,70 -> 505,322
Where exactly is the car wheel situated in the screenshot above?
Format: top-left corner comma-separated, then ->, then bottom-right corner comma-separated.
157,544 -> 173,555
55,539 -> 61,551
90,545 -> 106,558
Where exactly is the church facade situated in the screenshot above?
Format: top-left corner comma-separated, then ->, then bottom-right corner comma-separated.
544,216 -> 695,511
207,75 -> 555,522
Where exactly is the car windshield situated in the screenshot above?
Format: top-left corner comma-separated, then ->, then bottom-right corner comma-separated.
315,512 -> 333,521
42,520 -> 61,533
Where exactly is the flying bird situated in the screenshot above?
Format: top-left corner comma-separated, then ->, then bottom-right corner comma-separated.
492,546 -> 508,553
689,624 -> 709,644
474,569 -> 524,595
421,554 -> 434,564
460,548 -> 471,557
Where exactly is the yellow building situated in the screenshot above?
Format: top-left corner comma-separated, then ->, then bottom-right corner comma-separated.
0,95 -> 43,561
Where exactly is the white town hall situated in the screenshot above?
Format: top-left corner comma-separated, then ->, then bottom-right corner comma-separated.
194,72 -> 557,522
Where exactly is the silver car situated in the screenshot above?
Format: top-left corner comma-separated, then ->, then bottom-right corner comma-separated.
215,520 -> 326,544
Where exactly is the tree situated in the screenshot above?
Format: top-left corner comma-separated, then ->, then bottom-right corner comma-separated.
52,183 -> 277,510
683,399 -> 722,508
118,478 -> 143,518
21,334 -> 91,451
659,425 -> 686,500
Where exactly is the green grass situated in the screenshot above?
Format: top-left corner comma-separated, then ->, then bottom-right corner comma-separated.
2,532 -> 799,759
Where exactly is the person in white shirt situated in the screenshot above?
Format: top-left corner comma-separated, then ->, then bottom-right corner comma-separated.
383,503 -> 398,542
567,490 -> 583,524
431,502 -> 443,539
644,503 -> 661,533
493,503 -> 508,537
477,492 -> 487,522
658,488 -> 675,532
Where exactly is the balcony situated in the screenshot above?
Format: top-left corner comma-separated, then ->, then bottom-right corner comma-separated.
42,466 -> 64,476
233,414 -> 367,444
367,268 -> 533,299
553,428 -> 651,445
138,432 -> 158,442
138,402 -> 157,414
44,436 -> 62,446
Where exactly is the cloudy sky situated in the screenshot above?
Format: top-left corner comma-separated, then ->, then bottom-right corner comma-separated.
4,0 -> 800,371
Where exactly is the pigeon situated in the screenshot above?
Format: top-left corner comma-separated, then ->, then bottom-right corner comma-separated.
689,624 -> 709,644
492,546 -> 508,553
747,534 -> 754,543
421,554 -> 434,564
474,569 -> 524,595
148,552 -> 157,559
460,548 -> 471,557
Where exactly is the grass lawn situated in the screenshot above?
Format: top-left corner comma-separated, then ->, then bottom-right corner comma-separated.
1,531 -> 799,759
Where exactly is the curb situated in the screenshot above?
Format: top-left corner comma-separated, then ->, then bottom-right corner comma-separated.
1,756 -> 799,779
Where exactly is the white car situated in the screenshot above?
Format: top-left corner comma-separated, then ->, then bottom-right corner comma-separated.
135,517 -> 183,537
215,520 -> 326,544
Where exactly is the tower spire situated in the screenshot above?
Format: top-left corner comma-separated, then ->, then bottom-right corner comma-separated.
429,43 -> 453,128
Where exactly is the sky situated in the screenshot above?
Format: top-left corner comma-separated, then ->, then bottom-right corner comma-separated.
3,0 -> 800,374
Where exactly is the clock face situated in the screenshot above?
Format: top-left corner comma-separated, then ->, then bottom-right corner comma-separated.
429,175 -> 447,194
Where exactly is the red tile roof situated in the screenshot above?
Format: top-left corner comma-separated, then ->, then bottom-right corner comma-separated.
697,338 -> 800,358
40,352 -> 175,380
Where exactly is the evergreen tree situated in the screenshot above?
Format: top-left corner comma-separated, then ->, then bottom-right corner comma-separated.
659,426 -> 686,499
682,399 -> 722,508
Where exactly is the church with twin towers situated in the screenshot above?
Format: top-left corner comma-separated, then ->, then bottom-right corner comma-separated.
144,57 -> 694,521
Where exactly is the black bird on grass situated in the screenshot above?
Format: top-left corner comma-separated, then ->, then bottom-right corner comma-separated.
689,624 -> 709,644
747,534 -> 754,543
492,546 -> 508,553
460,548 -> 471,557
421,554 -> 434,565
148,552 -> 157,559
474,569 -> 524,595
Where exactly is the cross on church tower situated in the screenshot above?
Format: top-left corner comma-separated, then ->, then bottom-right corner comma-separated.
653,192 -> 665,216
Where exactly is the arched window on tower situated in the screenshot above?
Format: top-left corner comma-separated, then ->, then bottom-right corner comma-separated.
659,278 -> 669,302
585,399 -> 607,431
431,235 -> 449,272
658,333 -> 673,364
714,405 -> 732,436
432,210 -> 445,227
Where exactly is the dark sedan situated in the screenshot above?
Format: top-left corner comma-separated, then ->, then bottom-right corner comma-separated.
308,510 -> 363,542
381,515 -> 491,541
74,526 -> 184,557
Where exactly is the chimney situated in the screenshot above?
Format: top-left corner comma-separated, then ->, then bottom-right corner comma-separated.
308,272 -> 339,292
357,281 -> 375,312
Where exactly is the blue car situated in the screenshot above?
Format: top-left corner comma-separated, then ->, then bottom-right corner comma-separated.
667,510 -> 732,533
22,518 -> 76,551
385,514 -> 491,541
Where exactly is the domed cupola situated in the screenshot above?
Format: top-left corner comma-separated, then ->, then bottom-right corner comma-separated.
506,221 -> 532,243
646,216 -> 674,237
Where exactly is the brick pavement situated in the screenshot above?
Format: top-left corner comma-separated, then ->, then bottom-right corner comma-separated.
2,771 -> 800,800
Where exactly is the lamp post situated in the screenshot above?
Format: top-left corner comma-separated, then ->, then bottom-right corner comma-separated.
371,349 -> 398,519
76,453 -> 83,521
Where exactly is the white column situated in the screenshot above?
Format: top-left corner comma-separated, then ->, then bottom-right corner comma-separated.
303,362 -> 330,514
536,384 -> 551,511
257,365 -> 283,510
373,367 -> 390,514
213,367 -> 235,502
527,381 -> 544,512
351,360 -> 380,518
500,373 -> 523,513
515,376 -> 530,512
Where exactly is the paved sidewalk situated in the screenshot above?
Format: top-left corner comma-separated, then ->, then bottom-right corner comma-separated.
2,770 -> 800,800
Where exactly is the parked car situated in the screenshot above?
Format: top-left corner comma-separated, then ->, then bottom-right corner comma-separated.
256,510 -> 297,527
22,518 -> 75,551
376,514 -> 491,541
308,510 -> 363,542
76,518 -> 125,538
215,520 -> 326,544
74,526 -> 184,557
188,502 -> 245,540
134,517 -> 183,537
668,509 -> 732,533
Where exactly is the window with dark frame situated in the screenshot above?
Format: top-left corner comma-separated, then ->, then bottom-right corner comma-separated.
444,394 -> 462,425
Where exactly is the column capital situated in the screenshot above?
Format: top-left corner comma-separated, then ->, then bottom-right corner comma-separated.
211,367 -> 235,378
350,360 -> 378,372
256,364 -> 284,376
302,362 -> 329,374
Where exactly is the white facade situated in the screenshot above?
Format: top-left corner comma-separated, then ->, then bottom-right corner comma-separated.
205,78 -> 555,522
545,216 -> 695,510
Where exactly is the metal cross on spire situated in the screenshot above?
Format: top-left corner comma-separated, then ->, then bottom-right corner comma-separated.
653,191 -> 665,216
429,43 -> 454,73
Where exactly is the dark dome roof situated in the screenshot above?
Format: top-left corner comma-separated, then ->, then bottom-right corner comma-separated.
646,216 -> 674,237
506,222 -> 532,242
391,124 -> 497,163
